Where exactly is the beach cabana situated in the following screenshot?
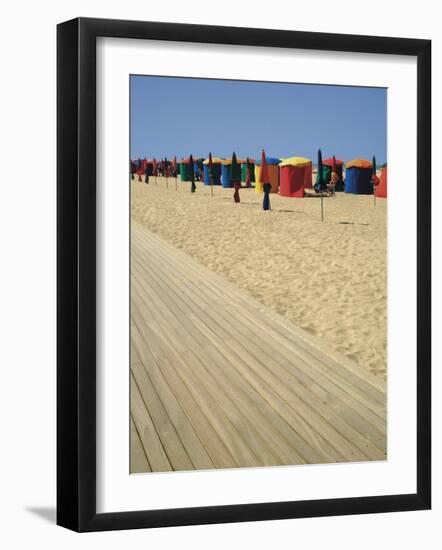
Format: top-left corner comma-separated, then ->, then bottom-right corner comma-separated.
376,164 -> 387,198
135,158 -> 147,175
193,158 -> 204,181
202,156 -> 222,185
255,156 -> 280,193
179,157 -> 194,181
221,157 -> 245,188
241,159 -> 256,184
144,159 -> 154,177
322,158 -> 344,191
279,157 -> 312,198
345,159 -> 373,194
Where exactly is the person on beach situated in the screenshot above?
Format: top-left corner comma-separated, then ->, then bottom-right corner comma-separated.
329,170 -> 338,195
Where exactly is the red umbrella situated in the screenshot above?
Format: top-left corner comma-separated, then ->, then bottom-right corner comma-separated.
260,150 -> 271,211
260,149 -> 270,184
330,155 -> 338,195
152,158 -> 158,184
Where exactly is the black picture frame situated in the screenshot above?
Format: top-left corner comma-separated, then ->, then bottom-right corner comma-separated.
57,17 -> 431,532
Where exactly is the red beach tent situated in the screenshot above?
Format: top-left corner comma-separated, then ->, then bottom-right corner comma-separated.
375,165 -> 387,198
279,157 -> 312,197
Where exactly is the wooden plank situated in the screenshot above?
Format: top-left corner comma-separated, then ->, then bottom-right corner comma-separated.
131,303 -> 238,469
130,416 -> 151,473
131,325 -> 215,470
130,373 -> 172,472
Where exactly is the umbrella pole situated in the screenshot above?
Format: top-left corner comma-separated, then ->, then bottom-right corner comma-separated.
321,194 -> 324,221
175,176 -> 177,191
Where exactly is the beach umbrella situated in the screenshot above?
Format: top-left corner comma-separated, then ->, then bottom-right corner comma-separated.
152,158 -> 158,184
173,156 -> 178,190
260,149 -> 271,211
208,152 -> 214,197
315,149 -> 327,192
130,160 -> 135,180
315,149 -> 326,220
245,157 -> 252,189
231,152 -> 241,203
329,155 -> 339,195
372,155 -> 379,206
164,156 -> 169,188
189,154 -> 196,193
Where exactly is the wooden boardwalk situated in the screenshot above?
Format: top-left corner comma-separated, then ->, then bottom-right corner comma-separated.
130,222 -> 386,473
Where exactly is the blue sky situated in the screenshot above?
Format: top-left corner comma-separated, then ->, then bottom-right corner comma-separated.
130,75 -> 386,163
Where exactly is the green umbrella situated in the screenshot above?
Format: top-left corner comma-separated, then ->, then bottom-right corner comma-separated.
315,148 -> 326,192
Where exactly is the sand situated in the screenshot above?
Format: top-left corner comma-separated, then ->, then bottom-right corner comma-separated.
131,176 -> 387,380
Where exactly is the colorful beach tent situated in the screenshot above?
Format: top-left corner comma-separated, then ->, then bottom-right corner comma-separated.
344,159 -> 373,194
202,156 -> 222,185
255,157 -> 280,193
376,165 -> 387,198
144,160 -> 154,176
179,157 -> 194,181
241,159 -> 256,183
221,157 -> 245,188
322,157 -> 344,191
193,158 -> 204,180
279,157 -> 312,198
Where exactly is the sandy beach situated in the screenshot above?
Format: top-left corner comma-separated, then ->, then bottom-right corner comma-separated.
131,176 -> 387,381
